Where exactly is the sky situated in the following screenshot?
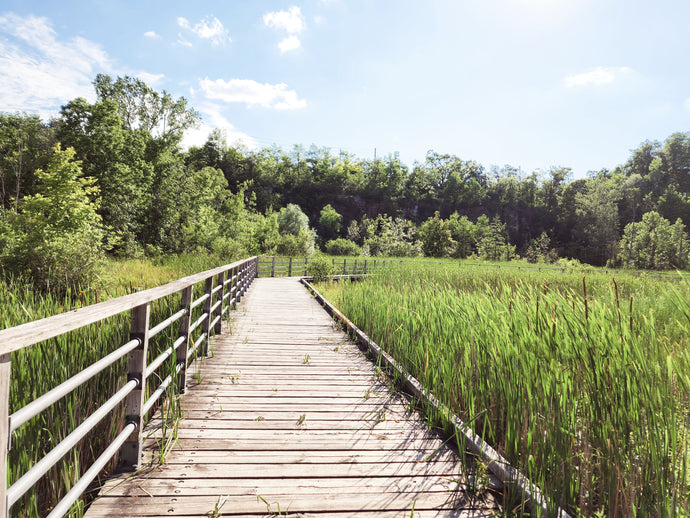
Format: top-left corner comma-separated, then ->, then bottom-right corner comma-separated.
0,0 -> 689,179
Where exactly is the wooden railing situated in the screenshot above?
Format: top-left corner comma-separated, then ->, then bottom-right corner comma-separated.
0,257 -> 258,517
257,255 -> 399,278
257,255 -> 686,282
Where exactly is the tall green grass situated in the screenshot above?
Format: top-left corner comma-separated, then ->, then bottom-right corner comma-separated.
2,253 -> 233,517
327,264 -> 690,517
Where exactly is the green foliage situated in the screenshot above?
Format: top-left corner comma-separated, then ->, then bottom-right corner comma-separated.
447,212 -> 477,258
306,255 -> 335,281
277,203 -> 310,236
0,113 -> 54,210
324,238 -> 361,256
2,76 -> 690,272
275,204 -> 315,255
0,145 -> 104,292
275,229 -> 316,256
475,215 -> 516,261
318,203 -> 342,242
419,211 -> 452,257
524,232 -> 558,263
351,214 -> 421,257
617,211 -> 690,269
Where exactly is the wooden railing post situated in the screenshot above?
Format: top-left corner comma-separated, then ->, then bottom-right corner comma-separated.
215,272 -> 225,334
343,258 -> 347,275
121,302 -> 150,469
240,262 -> 248,298
0,352 -> 11,517
271,256 -> 276,277
201,277 -> 214,357
230,266 -> 239,309
288,257 -> 293,277
177,286 -> 193,393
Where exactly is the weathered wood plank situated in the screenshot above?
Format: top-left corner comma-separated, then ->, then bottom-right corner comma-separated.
85,492 -> 497,516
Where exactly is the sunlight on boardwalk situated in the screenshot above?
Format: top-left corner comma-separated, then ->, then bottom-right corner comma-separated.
85,278 -> 500,517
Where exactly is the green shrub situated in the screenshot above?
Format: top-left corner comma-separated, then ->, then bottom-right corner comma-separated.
0,145 -> 104,293
306,256 -> 334,282
324,238 -> 361,256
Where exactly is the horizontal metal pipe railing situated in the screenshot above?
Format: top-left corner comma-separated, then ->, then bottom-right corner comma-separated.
189,312 -> 208,335
46,422 -> 137,518
8,337 -> 141,434
145,334 -> 186,379
148,308 -> 187,339
7,379 -> 139,507
191,292 -> 210,310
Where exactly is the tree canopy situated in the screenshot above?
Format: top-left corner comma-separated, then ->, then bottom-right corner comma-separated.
1,74 -> 689,292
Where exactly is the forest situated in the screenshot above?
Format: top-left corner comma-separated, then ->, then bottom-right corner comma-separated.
1,74 -> 689,292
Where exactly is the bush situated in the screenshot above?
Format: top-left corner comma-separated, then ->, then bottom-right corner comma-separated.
307,256 -> 335,282
324,238 -> 361,256
275,229 -> 316,256
0,145 -> 105,293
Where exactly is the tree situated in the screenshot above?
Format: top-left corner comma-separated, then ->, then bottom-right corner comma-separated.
0,145 -> 104,292
93,74 -> 200,145
276,204 -> 315,255
573,175 -> 620,266
57,98 -> 153,255
447,212 -> 477,258
475,215 -> 515,261
419,212 -> 452,257
617,211 -> 689,270
0,113 -> 54,210
318,204 -> 342,242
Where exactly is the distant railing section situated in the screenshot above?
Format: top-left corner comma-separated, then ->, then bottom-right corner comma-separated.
257,256 -> 399,278
256,255 -> 685,281
0,256 -> 258,517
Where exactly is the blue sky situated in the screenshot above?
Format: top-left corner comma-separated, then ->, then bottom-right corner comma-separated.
1,0 -> 689,178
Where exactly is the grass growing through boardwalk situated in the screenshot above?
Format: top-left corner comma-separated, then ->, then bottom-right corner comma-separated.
325,263 -> 690,517
1,253 -> 230,517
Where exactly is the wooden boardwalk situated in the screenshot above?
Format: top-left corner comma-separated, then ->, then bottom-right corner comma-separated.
85,278 -> 500,517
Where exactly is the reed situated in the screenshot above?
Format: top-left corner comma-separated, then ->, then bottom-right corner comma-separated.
328,263 -> 690,517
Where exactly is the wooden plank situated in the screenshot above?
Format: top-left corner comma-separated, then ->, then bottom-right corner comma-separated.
142,436 -> 456,452
100,474 -> 469,494
84,492 -> 497,516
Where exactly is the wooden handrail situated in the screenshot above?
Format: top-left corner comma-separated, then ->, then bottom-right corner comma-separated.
0,256 -> 259,517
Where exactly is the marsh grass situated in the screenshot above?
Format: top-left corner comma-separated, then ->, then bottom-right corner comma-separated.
327,263 -> 690,517
2,253 -> 226,517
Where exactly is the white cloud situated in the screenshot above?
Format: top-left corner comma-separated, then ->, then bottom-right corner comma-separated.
144,31 -> 160,39
199,78 -> 307,110
684,98 -> 690,112
0,13 -> 167,118
0,12 -> 115,116
313,15 -> 326,25
177,15 -> 230,46
136,72 -> 165,87
278,35 -> 301,53
564,66 -> 634,88
263,6 -> 305,34
177,33 -> 193,47
182,105 -> 258,150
